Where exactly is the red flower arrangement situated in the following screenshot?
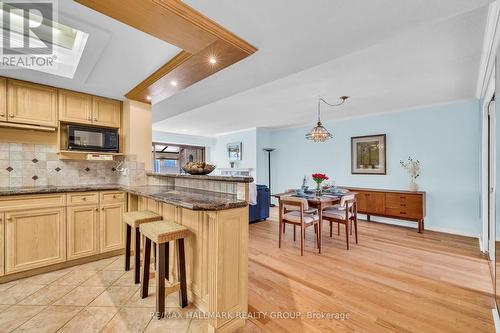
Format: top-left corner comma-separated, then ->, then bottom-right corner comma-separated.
312,173 -> 329,191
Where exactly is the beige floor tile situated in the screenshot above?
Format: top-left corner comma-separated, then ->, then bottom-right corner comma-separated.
101,307 -> 154,333
0,305 -> 46,332
77,257 -> 118,271
124,284 -> 179,309
0,305 -> 10,312
81,270 -> 125,287
102,257 -> 126,271
51,270 -> 97,286
187,319 -> 209,333
112,270 -> 137,286
89,286 -> 138,307
0,283 -> 45,305
18,284 -> 75,305
144,316 -> 191,333
0,280 -> 19,292
53,286 -> 106,306
13,305 -> 82,333
59,306 -> 119,333
17,269 -> 72,285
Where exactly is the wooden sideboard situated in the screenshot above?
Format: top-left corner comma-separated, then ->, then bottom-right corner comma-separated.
344,187 -> 426,233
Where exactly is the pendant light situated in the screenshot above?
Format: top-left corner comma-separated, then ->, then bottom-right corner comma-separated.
305,96 -> 349,142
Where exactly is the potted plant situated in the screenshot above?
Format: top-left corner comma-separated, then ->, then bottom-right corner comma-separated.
400,157 -> 421,191
312,173 -> 329,195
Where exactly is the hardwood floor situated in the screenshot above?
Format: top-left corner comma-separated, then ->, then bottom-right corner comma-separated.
247,208 -> 494,332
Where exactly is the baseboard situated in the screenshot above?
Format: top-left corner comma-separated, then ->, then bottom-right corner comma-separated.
493,308 -> 500,333
480,237 -> 485,253
359,214 -> 480,238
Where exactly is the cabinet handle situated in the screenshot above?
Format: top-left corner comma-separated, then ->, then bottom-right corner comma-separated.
6,217 -> 12,221
113,195 -> 117,199
95,208 -> 99,212
94,117 -> 98,121
82,197 -> 87,201
400,204 -> 406,207
9,114 -> 14,118
0,113 -> 4,117
400,211 -> 406,215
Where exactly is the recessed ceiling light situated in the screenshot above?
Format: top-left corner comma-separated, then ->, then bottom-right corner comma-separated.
171,80 -> 178,86
146,96 -> 152,101
209,57 -> 217,64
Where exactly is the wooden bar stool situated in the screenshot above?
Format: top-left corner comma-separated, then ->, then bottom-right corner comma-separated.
123,211 -> 162,283
139,220 -> 190,319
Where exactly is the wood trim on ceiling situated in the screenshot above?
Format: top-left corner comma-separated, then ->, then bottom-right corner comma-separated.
75,0 -> 257,104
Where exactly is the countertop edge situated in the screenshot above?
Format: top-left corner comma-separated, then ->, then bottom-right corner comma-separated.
0,185 -> 248,211
147,172 -> 254,183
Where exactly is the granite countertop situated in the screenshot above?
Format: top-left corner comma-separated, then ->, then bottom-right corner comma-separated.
147,172 -> 254,183
0,184 -> 247,211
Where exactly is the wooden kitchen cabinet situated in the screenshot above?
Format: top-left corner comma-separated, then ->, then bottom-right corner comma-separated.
5,207 -> 66,274
7,79 -> 58,127
100,202 -> 125,253
58,89 -> 93,125
0,213 -> 4,277
67,205 -> 99,260
92,96 -> 121,128
0,77 -> 6,122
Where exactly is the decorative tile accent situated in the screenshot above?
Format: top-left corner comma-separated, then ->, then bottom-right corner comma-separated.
55,167 -> 61,172
32,158 -> 39,164
85,167 -> 90,172
32,175 -> 38,180
6,166 -> 13,172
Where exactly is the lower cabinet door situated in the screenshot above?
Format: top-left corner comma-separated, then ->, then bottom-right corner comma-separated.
0,213 -> 4,276
100,203 -> 125,253
5,207 -> 66,274
67,205 -> 99,260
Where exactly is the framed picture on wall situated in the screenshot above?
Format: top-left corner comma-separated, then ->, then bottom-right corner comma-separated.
227,142 -> 242,161
351,134 -> 386,175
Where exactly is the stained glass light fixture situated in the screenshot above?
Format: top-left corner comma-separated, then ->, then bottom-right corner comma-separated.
305,96 -> 349,142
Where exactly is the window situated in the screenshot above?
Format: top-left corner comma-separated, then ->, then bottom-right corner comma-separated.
152,142 -> 205,174
1,3 -> 89,78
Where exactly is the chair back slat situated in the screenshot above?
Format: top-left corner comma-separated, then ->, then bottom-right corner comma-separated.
280,196 -> 309,210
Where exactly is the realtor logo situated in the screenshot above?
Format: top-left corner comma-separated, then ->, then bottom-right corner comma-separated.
0,0 -> 57,69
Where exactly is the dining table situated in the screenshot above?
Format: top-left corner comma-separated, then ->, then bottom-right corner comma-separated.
272,190 -> 355,253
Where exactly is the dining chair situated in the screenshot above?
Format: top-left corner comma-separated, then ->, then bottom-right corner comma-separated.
282,189 -> 318,238
279,196 -> 320,256
322,194 -> 358,250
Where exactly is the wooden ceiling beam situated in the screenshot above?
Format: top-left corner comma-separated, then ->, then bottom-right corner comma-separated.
76,0 -> 257,104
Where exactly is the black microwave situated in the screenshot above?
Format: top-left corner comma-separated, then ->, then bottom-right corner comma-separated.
67,125 -> 119,152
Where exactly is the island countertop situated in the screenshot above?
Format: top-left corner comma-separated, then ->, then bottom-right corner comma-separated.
147,172 -> 254,183
0,184 -> 247,211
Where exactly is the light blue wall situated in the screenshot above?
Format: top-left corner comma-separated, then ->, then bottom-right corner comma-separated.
269,100 -> 482,236
213,129 -> 257,177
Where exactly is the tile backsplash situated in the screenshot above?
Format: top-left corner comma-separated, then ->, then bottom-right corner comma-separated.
0,142 -> 147,187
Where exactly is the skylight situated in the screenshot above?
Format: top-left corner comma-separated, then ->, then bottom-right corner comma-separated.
0,3 -> 89,79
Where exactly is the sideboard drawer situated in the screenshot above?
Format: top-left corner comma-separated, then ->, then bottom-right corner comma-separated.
386,193 -> 422,207
385,206 -> 422,219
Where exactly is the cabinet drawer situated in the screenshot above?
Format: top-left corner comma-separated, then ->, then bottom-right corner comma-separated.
0,193 -> 66,211
385,207 -> 422,219
386,193 -> 422,208
68,192 -> 99,206
100,191 -> 126,204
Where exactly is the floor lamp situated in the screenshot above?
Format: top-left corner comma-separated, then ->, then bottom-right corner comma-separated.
263,148 -> 276,207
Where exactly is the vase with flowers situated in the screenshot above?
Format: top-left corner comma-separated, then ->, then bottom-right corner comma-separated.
312,173 -> 329,196
400,157 -> 421,191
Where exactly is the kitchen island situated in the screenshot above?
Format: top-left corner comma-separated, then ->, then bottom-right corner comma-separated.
0,183 -> 249,333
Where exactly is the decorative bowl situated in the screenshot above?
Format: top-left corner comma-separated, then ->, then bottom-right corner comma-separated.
182,162 -> 216,175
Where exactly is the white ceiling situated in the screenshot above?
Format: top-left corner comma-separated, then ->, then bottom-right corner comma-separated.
153,0 -> 491,136
0,0 -> 180,100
